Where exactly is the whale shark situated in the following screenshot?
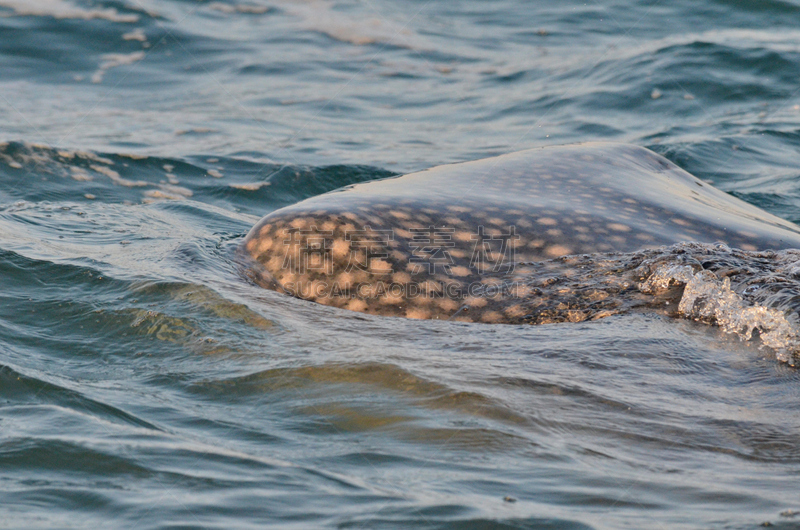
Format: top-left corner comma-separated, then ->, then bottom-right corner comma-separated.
240,143 -> 800,322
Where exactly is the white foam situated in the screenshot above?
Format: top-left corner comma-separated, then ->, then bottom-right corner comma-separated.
273,0 -> 425,48
91,51 -> 146,84
0,0 -> 139,23
640,263 -> 800,364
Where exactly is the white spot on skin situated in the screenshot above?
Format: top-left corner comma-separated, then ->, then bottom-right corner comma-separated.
463,297 -> 487,309
267,255 -> 283,271
331,239 -> 350,259
257,238 -> 274,253
450,266 -> 471,277
455,231 -> 473,242
504,305 -> 526,318
347,299 -> 368,312
370,259 -> 393,273
406,308 -> 430,319
336,272 -> 355,288
393,272 -> 411,284
390,210 -> 410,219
481,311 -> 503,323
545,245 -> 571,257
438,298 -> 459,311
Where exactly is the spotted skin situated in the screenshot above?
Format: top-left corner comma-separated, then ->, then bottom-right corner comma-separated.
241,143 -> 800,321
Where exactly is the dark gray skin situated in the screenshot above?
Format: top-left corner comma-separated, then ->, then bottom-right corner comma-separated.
241,143 -> 800,321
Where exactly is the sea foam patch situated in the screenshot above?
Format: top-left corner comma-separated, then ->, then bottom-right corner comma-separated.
0,0 -> 140,22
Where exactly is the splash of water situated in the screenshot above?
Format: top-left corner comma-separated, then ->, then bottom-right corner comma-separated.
639,251 -> 800,364
468,242 -> 800,364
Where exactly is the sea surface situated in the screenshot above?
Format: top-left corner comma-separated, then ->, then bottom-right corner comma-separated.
3,1 -> 800,528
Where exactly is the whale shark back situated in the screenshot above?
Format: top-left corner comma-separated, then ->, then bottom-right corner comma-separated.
241,143 -> 800,319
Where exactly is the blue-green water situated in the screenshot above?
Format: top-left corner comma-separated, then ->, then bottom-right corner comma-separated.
3,1 -> 800,528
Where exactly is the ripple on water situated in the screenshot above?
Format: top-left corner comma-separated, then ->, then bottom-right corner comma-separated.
4,0 -> 800,527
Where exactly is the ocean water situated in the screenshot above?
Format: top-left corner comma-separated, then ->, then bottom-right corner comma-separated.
3,0 -> 800,528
